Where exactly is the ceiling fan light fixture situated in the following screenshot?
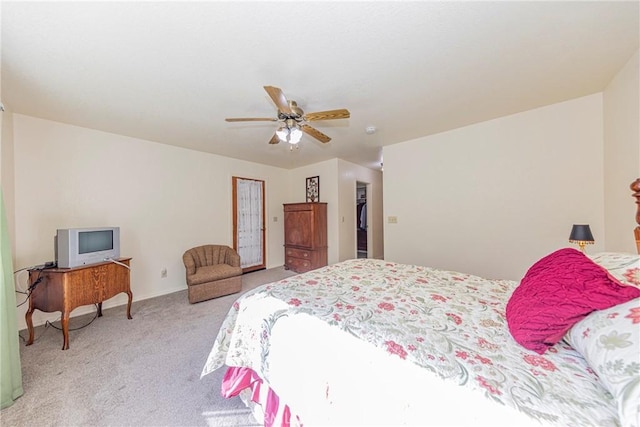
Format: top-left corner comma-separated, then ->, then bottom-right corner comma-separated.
226,86 -> 348,146
276,124 -> 303,145
276,126 -> 289,142
289,126 -> 303,145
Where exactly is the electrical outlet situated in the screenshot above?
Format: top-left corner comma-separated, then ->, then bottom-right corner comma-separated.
273,216 -> 278,222
161,268 -> 167,278
388,216 -> 398,224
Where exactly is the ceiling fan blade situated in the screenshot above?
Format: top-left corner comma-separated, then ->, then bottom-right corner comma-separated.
304,109 -> 350,121
264,86 -> 293,114
300,124 -> 331,143
269,133 -> 280,145
225,117 -> 277,122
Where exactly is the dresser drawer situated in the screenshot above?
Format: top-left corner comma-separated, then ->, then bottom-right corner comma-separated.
285,247 -> 312,259
286,257 -> 312,272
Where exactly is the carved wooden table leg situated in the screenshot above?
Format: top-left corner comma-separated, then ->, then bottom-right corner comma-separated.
25,307 -> 35,346
61,311 -> 70,350
126,290 -> 133,320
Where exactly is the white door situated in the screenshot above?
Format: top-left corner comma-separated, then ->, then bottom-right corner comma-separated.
233,177 -> 265,272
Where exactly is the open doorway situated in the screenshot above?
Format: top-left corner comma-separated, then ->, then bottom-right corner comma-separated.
356,182 -> 368,258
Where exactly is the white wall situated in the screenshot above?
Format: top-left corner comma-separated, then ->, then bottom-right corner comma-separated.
337,159 -> 383,260
9,114 -> 385,331
1,90 -> 17,262
383,94 -> 604,280
12,115 -> 290,330
11,55 -> 633,332
286,158 -> 385,264
603,49 -> 640,253
287,159 -> 340,264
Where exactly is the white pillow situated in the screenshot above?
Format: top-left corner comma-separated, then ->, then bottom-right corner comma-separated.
589,252 -> 640,288
566,298 -> 640,427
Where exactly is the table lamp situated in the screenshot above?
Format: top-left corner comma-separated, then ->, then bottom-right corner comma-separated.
569,224 -> 594,253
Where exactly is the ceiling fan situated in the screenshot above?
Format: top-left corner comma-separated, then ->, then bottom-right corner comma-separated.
225,86 -> 350,145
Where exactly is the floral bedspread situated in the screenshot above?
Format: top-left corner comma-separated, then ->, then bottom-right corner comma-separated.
203,257 -> 626,426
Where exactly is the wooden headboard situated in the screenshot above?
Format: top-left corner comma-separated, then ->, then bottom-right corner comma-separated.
632,178 -> 640,254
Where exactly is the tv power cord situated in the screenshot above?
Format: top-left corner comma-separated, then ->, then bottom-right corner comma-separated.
17,304 -> 100,344
15,269 -> 44,308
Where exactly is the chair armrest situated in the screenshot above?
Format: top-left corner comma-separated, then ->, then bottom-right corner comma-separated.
183,252 -> 196,275
225,248 -> 241,268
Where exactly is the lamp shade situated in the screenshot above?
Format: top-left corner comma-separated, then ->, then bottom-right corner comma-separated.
276,125 -> 303,145
288,127 -> 303,144
569,224 -> 594,242
276,127 -> 288,142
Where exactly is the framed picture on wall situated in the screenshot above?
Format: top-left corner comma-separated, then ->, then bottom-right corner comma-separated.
306,176 -> 320,202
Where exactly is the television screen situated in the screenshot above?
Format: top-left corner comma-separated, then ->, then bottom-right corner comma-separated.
78,230 -> 114,254
56,227 -> 120,268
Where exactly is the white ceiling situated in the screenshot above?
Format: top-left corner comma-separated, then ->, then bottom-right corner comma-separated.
2,1 -> 638,170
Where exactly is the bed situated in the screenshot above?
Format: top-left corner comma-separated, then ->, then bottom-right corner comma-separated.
202,180 -> 640,427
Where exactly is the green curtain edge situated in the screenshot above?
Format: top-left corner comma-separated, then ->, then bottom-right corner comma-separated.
0,187 -> 24,408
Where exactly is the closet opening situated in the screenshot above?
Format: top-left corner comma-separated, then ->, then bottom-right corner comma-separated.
356,182 -> 368,258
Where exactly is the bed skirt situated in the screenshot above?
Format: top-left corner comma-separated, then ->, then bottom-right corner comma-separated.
222,366 -> 297,427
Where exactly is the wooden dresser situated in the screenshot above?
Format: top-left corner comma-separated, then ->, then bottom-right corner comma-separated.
26,258 -> 133,350
284,202 -> 327,273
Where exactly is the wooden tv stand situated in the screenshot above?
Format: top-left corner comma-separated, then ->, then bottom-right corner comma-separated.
26,258 -> 133,350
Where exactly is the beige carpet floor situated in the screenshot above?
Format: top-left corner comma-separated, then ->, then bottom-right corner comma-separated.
0,266 -> 297,427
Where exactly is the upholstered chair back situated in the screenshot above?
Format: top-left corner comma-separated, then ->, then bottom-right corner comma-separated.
183,245 -> 241,275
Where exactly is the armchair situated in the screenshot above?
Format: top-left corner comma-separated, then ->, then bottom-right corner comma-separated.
182,245 -> 242,304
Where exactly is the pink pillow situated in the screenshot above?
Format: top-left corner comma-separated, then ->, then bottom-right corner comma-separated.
506,248 -> 640,354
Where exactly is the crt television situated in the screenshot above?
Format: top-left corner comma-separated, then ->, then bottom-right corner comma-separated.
55,227 -> 120,268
